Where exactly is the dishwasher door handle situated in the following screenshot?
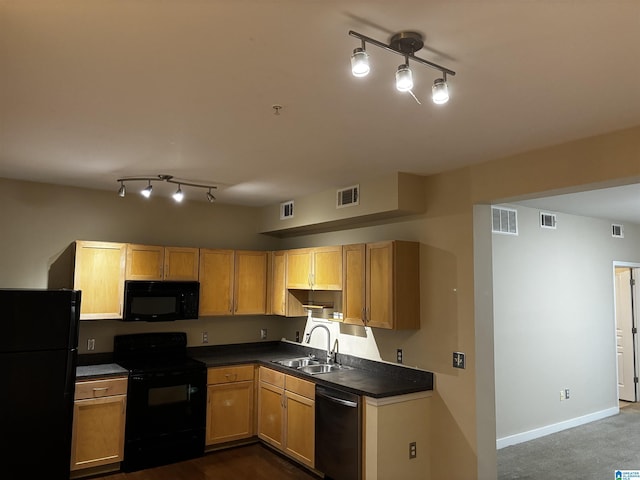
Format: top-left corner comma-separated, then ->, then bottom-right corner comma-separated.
318,392 -> 358,408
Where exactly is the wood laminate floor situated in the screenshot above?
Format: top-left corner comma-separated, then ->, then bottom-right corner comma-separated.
93,444 -> 320,480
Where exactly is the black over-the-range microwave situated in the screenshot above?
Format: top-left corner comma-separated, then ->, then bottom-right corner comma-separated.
123,280 -> 200,322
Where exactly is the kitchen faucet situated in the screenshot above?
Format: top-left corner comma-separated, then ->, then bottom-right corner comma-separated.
305,324 -> 333,364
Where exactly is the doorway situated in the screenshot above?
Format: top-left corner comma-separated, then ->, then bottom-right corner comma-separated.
614,263 -> 640,402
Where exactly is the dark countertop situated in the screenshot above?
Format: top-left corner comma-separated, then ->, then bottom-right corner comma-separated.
77,341 -> 434,399
76,363 -> 128,379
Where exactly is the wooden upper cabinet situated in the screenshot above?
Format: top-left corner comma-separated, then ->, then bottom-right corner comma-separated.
234,250 -> 268,315
164,246 -> 200,280
286,248 -> 312,289
286,246 -> 342,290
342,243 -> 366,326
73,241 -> 126,320
199,249 -> 235,316
125,244 -> 164,280
269,251 -> 306,317
199,249 -> 268,316
343,241 -> 420,329
365,241 -> 421,330
126,244 -> 199,281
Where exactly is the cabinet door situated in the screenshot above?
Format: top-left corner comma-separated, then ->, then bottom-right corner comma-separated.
125,244 -> 164,280
164,247 -> 199,281
70,395 -> 126,471
312,245 -> 343,290
199,249 -> 234,316
284,391 -> 315,468
366,241 -> 421,330
206,381 -> 254,445
234,250 -> 268,315
343,243 -> 366,325
366,242 -> 394,329
270,251 -> 287,316
257,381 -> 284,449
74,241 -> 126,320
286,248 -> 312,289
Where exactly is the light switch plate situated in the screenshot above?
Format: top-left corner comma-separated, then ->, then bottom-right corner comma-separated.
453,352 -> 465,369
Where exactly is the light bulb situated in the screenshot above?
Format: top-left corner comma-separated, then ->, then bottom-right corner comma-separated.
351,48 -> 370,77
395,64 -> 413,92
173,185 -> 184,202
141,182 -> 153,198
432,78 -> 449,104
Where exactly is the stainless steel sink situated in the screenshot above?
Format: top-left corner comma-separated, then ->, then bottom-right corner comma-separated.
297,363 -> 351,375
273,357 -> 320,368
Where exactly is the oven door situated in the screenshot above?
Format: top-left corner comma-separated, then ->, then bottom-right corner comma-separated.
123,367 -> 206,471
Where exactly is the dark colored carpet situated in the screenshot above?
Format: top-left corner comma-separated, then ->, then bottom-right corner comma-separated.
498,404 -> 640,479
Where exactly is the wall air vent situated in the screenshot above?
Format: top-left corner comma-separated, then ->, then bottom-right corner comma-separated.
280,200 -> 294,220
491,206 -> 518,235
540,212 -> 557,229
612,224 -> 624,238
337,184 -> 359,208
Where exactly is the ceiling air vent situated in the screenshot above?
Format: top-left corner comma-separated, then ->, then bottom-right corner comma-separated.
337,184 -> 359,208
612,224 -> 624,238
540,212 -> 557,229
280,200 -> 294,220
491,206 -> 518,235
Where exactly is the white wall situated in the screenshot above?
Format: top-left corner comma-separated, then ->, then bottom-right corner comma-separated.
492,204 -> 640,445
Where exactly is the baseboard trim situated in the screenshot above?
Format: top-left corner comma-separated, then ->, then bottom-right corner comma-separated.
496,406 -> 619,449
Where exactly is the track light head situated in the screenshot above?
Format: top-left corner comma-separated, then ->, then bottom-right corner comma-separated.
395,64 -> 413,92
351,47 -> 370,77
141,181 -> 153,198
118,182 -> 126,198
206,188 -> 216,203
432,78 -> 449,104
172,185 -> 184,202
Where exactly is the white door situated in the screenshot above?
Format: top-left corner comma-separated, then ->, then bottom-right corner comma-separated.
615,268 -> 636,402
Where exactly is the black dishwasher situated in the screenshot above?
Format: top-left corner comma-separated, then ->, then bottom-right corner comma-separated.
315,385 -> 362,480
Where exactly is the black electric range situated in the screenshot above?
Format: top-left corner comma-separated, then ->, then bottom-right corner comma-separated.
114,332 -> 207,472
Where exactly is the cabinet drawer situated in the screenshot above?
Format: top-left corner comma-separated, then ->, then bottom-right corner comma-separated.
259,367 -> 285,388
207,365 -> 255,384
285,375 -> 315,399
75,376 -> 128,400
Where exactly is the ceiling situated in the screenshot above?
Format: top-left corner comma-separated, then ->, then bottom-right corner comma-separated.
2,1 -> 640,221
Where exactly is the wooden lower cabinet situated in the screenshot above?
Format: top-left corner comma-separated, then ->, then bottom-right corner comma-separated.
70,377 -> 127,474
206,365 -> 256,446
257,367 -> 315,468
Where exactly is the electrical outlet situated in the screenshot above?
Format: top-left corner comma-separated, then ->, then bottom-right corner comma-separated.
202,331 -> 208,344
87,338 -> 95,351
261,328 -> 268,340
565,388 -> 570,400
397,348 -> 403,363
453,352 -> 465,369
409,441 -> 417,459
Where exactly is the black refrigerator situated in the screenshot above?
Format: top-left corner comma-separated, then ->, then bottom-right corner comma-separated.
0,289 -> 81,479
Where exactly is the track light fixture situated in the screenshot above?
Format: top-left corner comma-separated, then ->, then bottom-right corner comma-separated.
348,30 -> 456,104
116,174 -> 217,204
